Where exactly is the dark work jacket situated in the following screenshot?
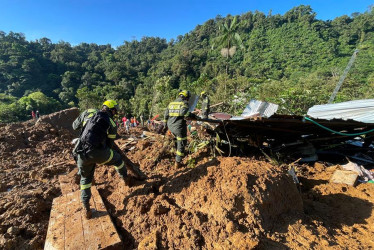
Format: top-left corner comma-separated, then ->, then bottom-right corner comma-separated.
164,97 -> 190,133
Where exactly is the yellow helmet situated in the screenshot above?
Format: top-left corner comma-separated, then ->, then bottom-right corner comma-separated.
102,100 -> 118,110
200,91 -> 206,97
178,90 -> 190,98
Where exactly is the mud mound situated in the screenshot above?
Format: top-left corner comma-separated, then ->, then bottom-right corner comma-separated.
130,137 -> 174,173
164,157 -> 303,231
94,155 -> 302,249
36,107 -> 80,136
0,116 -> 76,249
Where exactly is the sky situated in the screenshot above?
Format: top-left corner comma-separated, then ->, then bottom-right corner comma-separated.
0,0 -> 372,47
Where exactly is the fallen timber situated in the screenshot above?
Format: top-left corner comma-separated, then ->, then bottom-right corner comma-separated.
195,114 -> 374,141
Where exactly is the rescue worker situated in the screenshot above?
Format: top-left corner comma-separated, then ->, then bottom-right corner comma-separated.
73,100 -> 129,219
200,91 -> 210,119
163,90 -> 195,168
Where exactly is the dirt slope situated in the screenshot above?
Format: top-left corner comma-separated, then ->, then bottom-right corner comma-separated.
0,113 -> 373,249
0,120 -> 75,249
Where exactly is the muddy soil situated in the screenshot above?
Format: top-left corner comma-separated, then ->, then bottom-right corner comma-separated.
0,119 -> 75,249
1,112 -> 374,249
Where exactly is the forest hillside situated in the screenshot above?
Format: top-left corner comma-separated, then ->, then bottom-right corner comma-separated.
0,5 -> 374,122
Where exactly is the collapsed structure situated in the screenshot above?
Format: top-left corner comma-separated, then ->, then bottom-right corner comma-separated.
204,99 -> 374,165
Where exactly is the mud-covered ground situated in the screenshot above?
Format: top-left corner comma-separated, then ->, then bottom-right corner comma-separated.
0,112 -> 374,249
0,120 -> 75,249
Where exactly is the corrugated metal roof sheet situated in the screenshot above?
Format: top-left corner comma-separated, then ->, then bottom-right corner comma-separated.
242,100 -> 278,118
188,95 -> 199,112
307,99 -> 374,124
231,100 -> 278,120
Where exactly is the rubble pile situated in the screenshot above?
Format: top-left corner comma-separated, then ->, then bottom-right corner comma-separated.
0,119 -> 75,249
0,108 -> 374,249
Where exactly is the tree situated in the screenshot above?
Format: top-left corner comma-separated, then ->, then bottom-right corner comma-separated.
76,87 -> 102,110
212,16 -> 245,74
18,91 -> 62,114
2,5 -> 374,123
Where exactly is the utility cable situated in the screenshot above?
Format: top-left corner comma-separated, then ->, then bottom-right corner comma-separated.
304,116 -> 374,136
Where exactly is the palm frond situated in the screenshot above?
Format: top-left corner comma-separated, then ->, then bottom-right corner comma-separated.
230,16 -> 238,30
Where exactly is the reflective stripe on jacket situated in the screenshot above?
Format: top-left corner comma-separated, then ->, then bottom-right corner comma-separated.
164,97 -> 190,132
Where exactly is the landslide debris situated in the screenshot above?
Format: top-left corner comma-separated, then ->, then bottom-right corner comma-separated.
1,109 -> 374,249
0,116 -> 75,249
95,128 -> 374,249
95,156 -> 302,249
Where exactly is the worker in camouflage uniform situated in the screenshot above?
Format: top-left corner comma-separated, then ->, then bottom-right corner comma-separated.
200,91 -> 210,119
72,108 -> 98,132
163,90 -> 195,168
72,108 -> 99,162
72,100 -> 128,219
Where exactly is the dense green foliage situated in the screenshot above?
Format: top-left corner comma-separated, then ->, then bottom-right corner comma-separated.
1,5 -> 374,122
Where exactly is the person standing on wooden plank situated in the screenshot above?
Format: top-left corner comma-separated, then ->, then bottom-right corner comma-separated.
73,100 -> 130,219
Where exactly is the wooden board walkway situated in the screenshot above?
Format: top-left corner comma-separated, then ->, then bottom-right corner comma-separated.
44,186 -> 122,249
58,174 -> 79,195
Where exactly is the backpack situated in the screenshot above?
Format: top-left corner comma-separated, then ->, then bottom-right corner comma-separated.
80,111 -> 111,149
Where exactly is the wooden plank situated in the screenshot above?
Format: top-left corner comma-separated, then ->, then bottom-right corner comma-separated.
45,188 -> 122,250
65,191 -> 85,250
91,187 -> 122,249
142,131 -> 164,138
44,195 -> 66,250
330,170 -> 358,186
58,175 -> 78,195
81,196 -> 103,250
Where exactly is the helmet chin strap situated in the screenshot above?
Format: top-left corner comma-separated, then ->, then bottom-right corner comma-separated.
112,108 -> 119,117
102,107 -> 114,118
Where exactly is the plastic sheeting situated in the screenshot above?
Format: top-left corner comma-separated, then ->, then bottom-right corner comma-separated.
341,161 -> 374,182
307,99 -> 374,124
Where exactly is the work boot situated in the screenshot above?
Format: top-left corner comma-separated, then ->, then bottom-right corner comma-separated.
174,162 -> 182,168
83,203 -> 92,219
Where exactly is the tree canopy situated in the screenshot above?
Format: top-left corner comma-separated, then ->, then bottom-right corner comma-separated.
1,5 -> 374,123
